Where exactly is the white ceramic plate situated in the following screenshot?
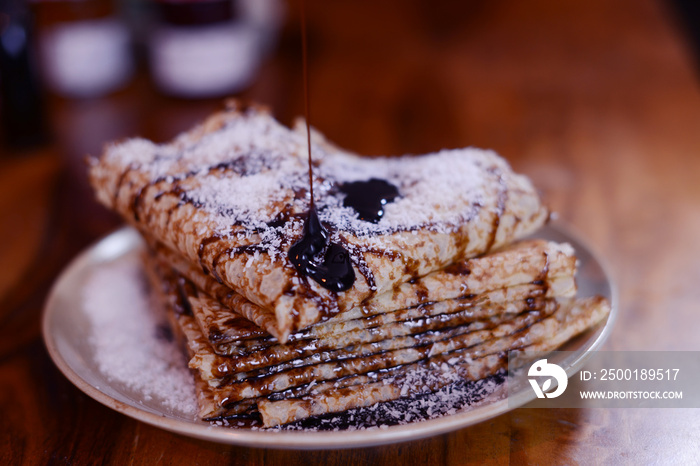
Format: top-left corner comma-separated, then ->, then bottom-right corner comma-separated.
42,224 -> 617,449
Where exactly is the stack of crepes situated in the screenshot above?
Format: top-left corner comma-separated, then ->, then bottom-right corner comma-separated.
88,102 -> 610,427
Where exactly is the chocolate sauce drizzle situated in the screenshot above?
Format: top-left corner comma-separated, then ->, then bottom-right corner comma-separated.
287,3 -> 355,292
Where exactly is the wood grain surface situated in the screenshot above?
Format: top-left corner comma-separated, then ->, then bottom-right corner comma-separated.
2,0 -> 700,463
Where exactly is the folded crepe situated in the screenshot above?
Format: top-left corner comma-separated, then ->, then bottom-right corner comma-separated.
147,249 -> 608,425
142,236 -> 608,427
257,296 -> 610,427
158,238 -> 577,355
149,238 -> 577,355
89,101 -> 549,341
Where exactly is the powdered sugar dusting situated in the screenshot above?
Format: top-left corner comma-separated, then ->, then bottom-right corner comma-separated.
83,254 -> 198,416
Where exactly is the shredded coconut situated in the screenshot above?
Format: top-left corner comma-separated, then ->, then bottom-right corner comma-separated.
83,254 -> 198,416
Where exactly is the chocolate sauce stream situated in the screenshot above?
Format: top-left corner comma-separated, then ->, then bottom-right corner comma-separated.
288,2 -> 355,292
301,1 -> 314,207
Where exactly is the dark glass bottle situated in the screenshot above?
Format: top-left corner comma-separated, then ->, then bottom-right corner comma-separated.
0,0 -> 49,150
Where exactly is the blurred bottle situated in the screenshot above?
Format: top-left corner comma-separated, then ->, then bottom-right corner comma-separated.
0,0 -> 49,150
31,0 -> 133,98
148,0 -> 283,98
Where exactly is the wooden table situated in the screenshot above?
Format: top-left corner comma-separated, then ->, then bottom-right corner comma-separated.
2,0 -> 700,463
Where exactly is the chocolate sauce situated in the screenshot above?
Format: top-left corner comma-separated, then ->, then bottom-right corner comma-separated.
485,169 -> 507,252
289,206 -> 326,265
174,279 -> 195,317
340,178 -> 399,223
288,207 -> 356,292
287,3 -> 355,292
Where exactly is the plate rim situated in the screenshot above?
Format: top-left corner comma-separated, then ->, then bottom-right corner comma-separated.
42,223 -> 617,449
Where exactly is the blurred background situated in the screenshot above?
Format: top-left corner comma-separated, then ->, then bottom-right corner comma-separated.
2,1 -> 700,462
2,0 -> 700,350
2,0 -> 700,360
